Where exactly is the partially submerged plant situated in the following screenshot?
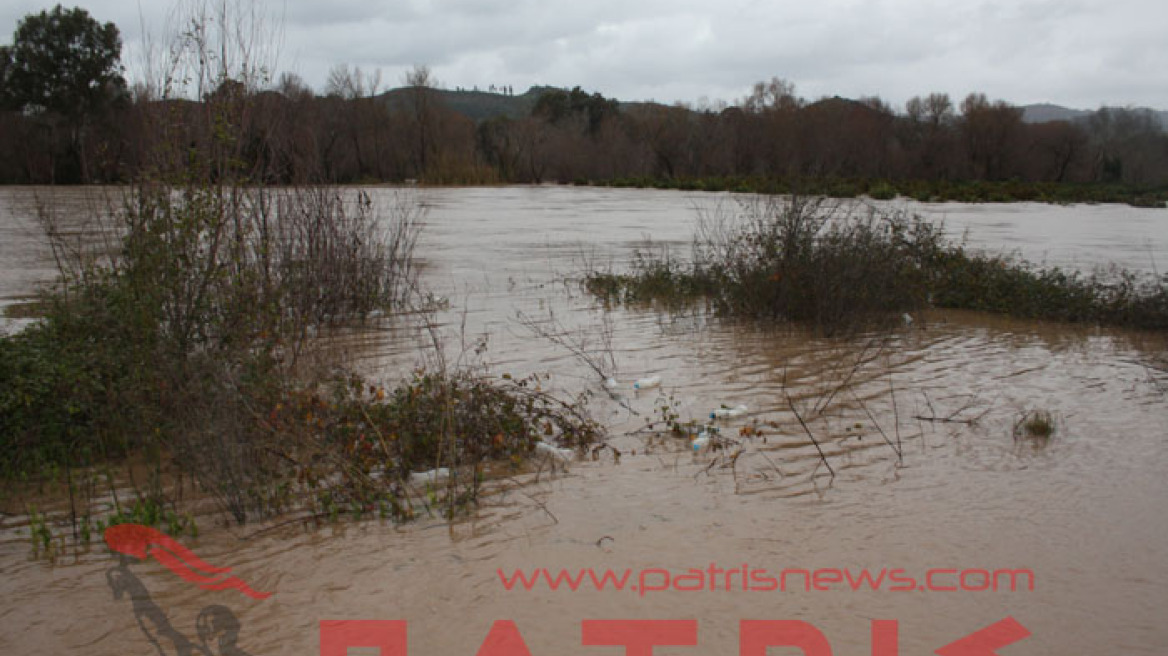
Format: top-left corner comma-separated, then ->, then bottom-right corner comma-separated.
584,195 -> 1168,333
1015,409 -> 1056,439
247,369 -> 602,522
586,196 -> 942,334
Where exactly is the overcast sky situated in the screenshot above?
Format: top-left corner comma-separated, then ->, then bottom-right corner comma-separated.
2,0 -> 1165,110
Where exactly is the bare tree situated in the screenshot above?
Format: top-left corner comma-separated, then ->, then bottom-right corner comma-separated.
325,64 -> 382,99
276,71 -> 313,100
960,93 -> 1024,180
741,77 -> 801,114
405,64 -> 437,176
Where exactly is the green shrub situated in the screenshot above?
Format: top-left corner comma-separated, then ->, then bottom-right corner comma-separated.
867,182 -> 897,200
587,197 -> 940,334
584,195 -> 1168,333
0,182 -> 423,520
0,174 -> 602,524
237,369 -> 600,521
0,279 -> 162,477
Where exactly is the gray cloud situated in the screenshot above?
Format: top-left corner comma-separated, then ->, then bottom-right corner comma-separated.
1,0 -> 1164,109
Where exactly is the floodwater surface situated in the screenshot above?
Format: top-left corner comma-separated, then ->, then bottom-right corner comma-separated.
1,186 -> 1166,655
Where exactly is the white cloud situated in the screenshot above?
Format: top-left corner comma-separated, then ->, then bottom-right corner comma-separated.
1,0 -> 1164,109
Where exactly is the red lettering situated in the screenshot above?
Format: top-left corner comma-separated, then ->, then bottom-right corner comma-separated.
582,620 -> 698,655
872,620 -> 898,656
477,620 -> 533,656
740,620 -> 832,656
935,617 -> 1030,656
314,616 -> 1028,656
320,620 -> 407,656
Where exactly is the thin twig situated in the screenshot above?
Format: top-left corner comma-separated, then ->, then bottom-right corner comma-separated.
889,374 -> 902,457
786,392 -> 835,478
850,391 -> 902,462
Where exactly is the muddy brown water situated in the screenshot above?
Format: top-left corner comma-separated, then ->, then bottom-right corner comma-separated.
1,186 -> 1166,655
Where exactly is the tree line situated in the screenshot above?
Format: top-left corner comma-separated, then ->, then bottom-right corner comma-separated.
2,6 -> 1167,191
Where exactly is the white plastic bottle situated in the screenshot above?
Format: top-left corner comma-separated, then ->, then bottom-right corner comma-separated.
710,404 -> 748,420
633,375 -> 661,390
535,441 -> 574,461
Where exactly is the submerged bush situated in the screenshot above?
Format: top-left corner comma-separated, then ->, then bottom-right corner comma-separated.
1015,409 -> 1055,439
587,197 -> 940,333
273,370 -> 601,519
0,0 -> 600,531
585,195 -> 1168,333
0,183 -> 422,512
147,367 -> 602,523
0,177 -> 599,524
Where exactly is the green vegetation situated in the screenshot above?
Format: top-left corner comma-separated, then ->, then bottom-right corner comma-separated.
0,181 -> 410,504
21,496 -> 197,557
0,4 -> 126,183
0,5 -> 124,117
585,196 -> 1168,334
0,174 -> 602,527
7,6 -> 1168,203
261,370 -> 599,522
0,3 -> 599,536
585,176 -> 1168,209
0,182 -> 597,529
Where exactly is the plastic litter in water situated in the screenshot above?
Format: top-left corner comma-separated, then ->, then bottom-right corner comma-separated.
633,375 -> 661,390
535,441 -> 574,461
710,404 -> 748,420
603,377 -> 619,390
408,467 -> 450,486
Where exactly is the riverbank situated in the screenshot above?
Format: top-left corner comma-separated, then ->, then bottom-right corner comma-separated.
4,177 -> 1168,209
583,176 -> 1168,208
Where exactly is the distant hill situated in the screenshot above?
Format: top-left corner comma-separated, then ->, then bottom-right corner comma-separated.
1022,103 -> 1168,130
375,85 -> 681,123
1021,103 -> 1091,124
371,86 -> 1168,133
376,85 -> 556,122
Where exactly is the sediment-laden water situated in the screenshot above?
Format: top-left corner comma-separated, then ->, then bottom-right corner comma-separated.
1,186 -> 1166,655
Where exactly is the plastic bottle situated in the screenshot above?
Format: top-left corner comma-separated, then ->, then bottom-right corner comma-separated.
535,441 -> 574,461
409,467 -> 450,485
692,431 -> 712,452
603,377 -> 619,390
710,404 -> 748,419
633,375 -> 661,390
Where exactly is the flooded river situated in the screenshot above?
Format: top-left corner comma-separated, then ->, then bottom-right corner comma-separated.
1,186 -> 1166,655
